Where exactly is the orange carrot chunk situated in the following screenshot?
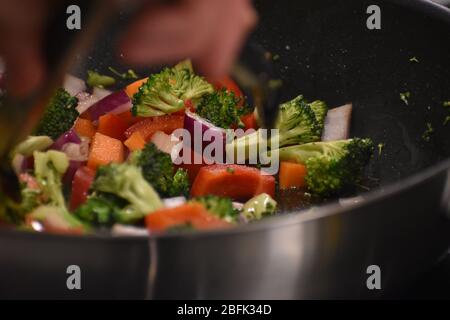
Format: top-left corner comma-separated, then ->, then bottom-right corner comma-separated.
74,118 -> 96,139
125,77 -> 148,97
190,164 -> 275,201
145,203 -> 231,232
279,162 -> 307,190
87,132 -> 124,169
124,131 -> 146,151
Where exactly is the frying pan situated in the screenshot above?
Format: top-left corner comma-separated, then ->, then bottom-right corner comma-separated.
0,0 -> 450,299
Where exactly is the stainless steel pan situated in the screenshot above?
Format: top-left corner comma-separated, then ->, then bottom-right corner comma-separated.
0,0 -> 449,299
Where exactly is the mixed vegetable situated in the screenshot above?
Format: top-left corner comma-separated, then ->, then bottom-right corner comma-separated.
0,59 -> 374,235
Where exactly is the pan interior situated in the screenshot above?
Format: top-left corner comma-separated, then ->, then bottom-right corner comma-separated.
73,0 -> 450,212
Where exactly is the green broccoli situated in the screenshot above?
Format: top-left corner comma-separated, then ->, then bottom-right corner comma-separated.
33,150 -> 70,208
27,205 -> 85,232
131,60 -> 214,117
12,136 -> 53,157
22,151 -> 86,231
241,193 -> 277,222
309,100 -> 328,131
74,193 -> 126,226
196,89 -> 247,129
279,138 -> 374,195
228,95 -> 326,159
0,191 -> 22,225
129,143 -> 190,197
87,163 -> 163,223
108,67 -> 139,80
192,195 -> 238,223
34,88 -> 79,139
87,70 -> 116,88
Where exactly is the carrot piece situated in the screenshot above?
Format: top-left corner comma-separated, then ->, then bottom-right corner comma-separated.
145,203 -> 231,232
124,131 -> 146,151
124,114 -> 185,141
97,114 -> 129,141
125,77 -> 148,97
74,118 -> 96,139
190,164 -> 275,201
279,162 -> 307,190
87,132 -> 124,169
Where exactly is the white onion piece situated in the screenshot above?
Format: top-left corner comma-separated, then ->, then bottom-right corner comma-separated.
92,87 -> 113,100
163,197 -> 186,208
109,100 -> 132,115
151,131 -> 180,155
111,225 -> 149,237
321,103 -> 352,141
232,202 -> 244,210
64,74 -> 86,96
76,92 -> 99,114
61,137 -> 89,161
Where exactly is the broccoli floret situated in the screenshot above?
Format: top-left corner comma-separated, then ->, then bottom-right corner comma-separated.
241,193 -> 277,222
274,95 -> 325,146
20,186 -> 41,215
108,67 -> 139,80
129,143 -> 190,197
34,88 -> 79,139
33,150 -> 69,208
90,163 -> 163,223
12,136 -> 53,157
171,169 -> 190,197
22,151 -> 86,231
227,95 -> 326,160
309,100 -> 328,131
279,138 -> 374,195
132,60 -> 214,117
87,70 -> 116,88
196,89 -> 245,129
27,205 -> 85,232
192,195 -> 238,223
74,193 -> 126,226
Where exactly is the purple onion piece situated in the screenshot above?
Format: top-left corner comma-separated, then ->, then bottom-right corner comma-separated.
50,129 -> 81,151
21,156 -> 35,173
63,160 -> 85,186
183,110 -> 227,163
88,90 -> 131,121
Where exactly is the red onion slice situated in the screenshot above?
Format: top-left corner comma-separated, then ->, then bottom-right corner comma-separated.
321,103 -> 353,141
76,92 -> 99,115
88,90 -> 132,121
63,160 -> 85,186
183,110 -> 227,163
50,129 -> 81,151
92,87 -> 113,100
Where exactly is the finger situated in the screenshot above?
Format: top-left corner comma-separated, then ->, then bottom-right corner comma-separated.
120,0 -> 219,65
0,0 -> 46,97
193,0 -> 258,79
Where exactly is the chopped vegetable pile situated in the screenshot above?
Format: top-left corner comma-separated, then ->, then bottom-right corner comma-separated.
0,59 -> 375,235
